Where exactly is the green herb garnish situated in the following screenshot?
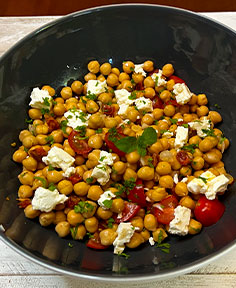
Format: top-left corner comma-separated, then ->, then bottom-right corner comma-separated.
202,129 -> 216,137
43,97 -> 51,107
41,108 -> 50,115
68,242 -> 73,248
170,118 -> 178,125
118,252 -> 130,259
48,183 -> 57,191
70,225 -> 78,239
60,120 -> 68,135
198,176 -> 207,183
96,128 -> 103,134
148,157 -> 154,168
86,177 -> 94,184
155,230 -> 171,253
74,201 -> 94,214
107,218 -> 115,228
128,91 -> 137,100
182,124 -> 188,128
86,91 -> 97,100
25,118 -> 33,124
34,176 -> 47,188
102,199 -> 113,209
48,164 -> 55,171
214,103 -> 221,109
182,143 -> 198,154
45,135 -> 54,145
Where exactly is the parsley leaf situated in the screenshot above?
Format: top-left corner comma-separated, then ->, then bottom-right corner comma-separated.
107,218 -> 115,228
74,201 -> 94,214
128,91 -> 137,100
86,177 -> 94,184
86,91 -> 97,100
102,199 -> 113,209
198,176 -> 207,183
182,143 -> 198,154
60,120 -> 68,135
220,136 -> 226,144
48,183 -> 57,191
34,176 -> 47,188
96,128 -> 103,134
48,164 -> 55,171
182,123 -> 188,128
114,136 -> 137,153
214,103 -> 221,109
25,118 -> 33,124
118,252 -> 130,259
202,129 -> 216,137
70,225 -> 78,239
45,135 -> 54,145
41,108 -> 49,115
170,118 -> 178,125
68,242 -> 73,248
155,230 -> 171,253
43,97 -> 51,107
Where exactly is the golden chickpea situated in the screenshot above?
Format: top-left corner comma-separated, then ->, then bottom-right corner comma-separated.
28,108 -> 42,120
123,168 -> 137,181
74,182 -> 90,196
53,211 -> 66,224
55,221 -> 70,237
22,135 -> 38,149
84,72 -> 96,82
98,92 -> 112,103
149,141 -> 163,154
99,229 -> 117,246
156,161 -> 172,175
120,79 -> 133,91
144,87 -> 155,99
152,228 -> 168,242
81,201 -> 97,218
197,105 -> 209,117
157,120 -> 169,131
24,205 -> 40,219
126,232 -> 144,249
35,124 -> 48,135
71,80 -> 83,95
179,105 -> 190,114
159,175 -> 174,189
88,60 -> 100,73
162,63 -> 174,77
111,198 -> 125,213
197,94 -> 208,105
141,114 -> 154,125
189,135 -> 201,145
87,185 -> 103,201
86,100 -> 99,113
22,156 -> 38,171
36,135 -> 49,145
97,74 -> 106,82
208,111 -> 222,124
126,151 -> 140,164
180,166 -> 192,176
46,170 -> 63,183
85,217 -> 99,233
179,196 -> 196,210
104,117 -> 117,129
18,185 -> 33,198
217,137 -> 230,152
88,134 -> 103,149
50,130 -> 64,143
122,61 -> 135,73
39,212 -> 55,226
42,85 -> 55,96
203,149 -> 222,164
88,113 -> 104,129
13,149 -> 28,163
153,108 -> 164,120
166,79 -> 175,90
82,170 -> 93,182
18,170 -> 34,185
130,216 -> 144,232
144,214 -> 157,231
190,104 -> 198,113
60,86 -> 72,99
53,103 -> 65,116
188,219 -> 202,235
191,156 -> 204,170
96,206 -> 113,220
99,62 -> 111,75
113,161 -> 127,175
106,73 -> 119,87
67,210 -> 84,226
111,67 -> 120,76
199,138 -> 216,152
143,60 -> 154,72
19,130 -> 32,142
132,73 -> 144,84
136,166 -> 154,181
160,90 -> 171,102
150,187 -> 168,202
70,224 -> 86,240
57,180 -> 73,195
175,182 -> 188,197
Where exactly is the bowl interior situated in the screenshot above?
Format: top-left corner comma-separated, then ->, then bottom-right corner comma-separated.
0,4 -> 236,280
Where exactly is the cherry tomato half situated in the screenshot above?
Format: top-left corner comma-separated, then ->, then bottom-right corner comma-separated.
152,96 -> 164,109
176,151 -> 191,166
86,232 -> 108,250
116,202 -> 141,223
154,207 -> 175,225
29,146 -> 47,161
65,195 -> 80,209
68,130 -> 92,155
194,196 -> 225,227
169,75 -> 185,84
68,174 -> 82,185
102,104 -> 115,116
128,179 -> 146,207
161,195 -> 179,208
104,128 -> 126,157
46,117 -> 60,132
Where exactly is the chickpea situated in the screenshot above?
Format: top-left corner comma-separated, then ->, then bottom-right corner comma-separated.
28,108 -> 42,120
104,117 -> 117,129
111,198 -> 125,213
35,124 -> 48,135
13,149 -> 28,163
150,187 -> 168,202
208,111 -> 222,124
84,72 -> 96,82
19,130 -> 32,142
197,94 -> 208,105
98,92 -> 112,103
55,221 -> 70,238
96,206 -> 113,220
141,114 -> 154,125
42,85 -> 55,96
157,120 -> 169,131
120,79 -> 133,91
160,90 -> 171,103
119,72 -> 130,82
67,210 -> 84,226
87,185 -> 103,201
53,211 -> 66,224
159,175 -> 174,188
87,60 -> 100,73
188,219 -> 202,235
197,105 -> 209,117
86,100 -> 99,114
144,87 -> 155,99
113,161 -> 127,175
156,161 -> 172,175
175,182 -> 188,197
81,201 -> 97,218
143,60 -> 154,72
39,212 -> 55,226
132,73 -> 144,84
22,156 -> 38,171
217,137 -> 230,152
46,170 -> 63,183
111,67 -> 120,76
149,141 -> 163,154
18,185 -> 33,198
24,205 -> 40,219
180,166 -> 192,176
85,217 -> 99,233
18,171 -> 34,185
99,229 -> 117,246
152,228 -> 168,242
71,80 -> 83,95
126,232 -> 144,249
123,168 -> 137,181
107,73 -> 119,87
166,79 -> 175,90
191,156 -> 204,170
22,135 -> 38,149
50,130 -> 64,143
60,86 -> 72,99
57,180 -> 73,195
53,103 -> 66,116
71,224 -> 87,240
153,108 -> 164,120
88,113 -> 104,129
126,151 -> 140,164
88,134 -> 103,149
144,214 -> 157,231
122,61 -> 135,73
179,196 -> 196,210
144,76 -> 155,88
199,137 -> 216,152
74,182 -> 90,196
203,149 -> 222,164
189,135 -> 201,145
82,170 -> 93,182
162,63 -> 174,77
130,216 -> 144,232
99,62 -> 111,75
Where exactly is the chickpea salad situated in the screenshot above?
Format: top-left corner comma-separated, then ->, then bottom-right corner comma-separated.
13,59 -> 233,255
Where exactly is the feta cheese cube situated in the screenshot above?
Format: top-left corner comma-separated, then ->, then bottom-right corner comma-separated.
98,190 -> 116,210
135,97 -> 153,112
113,222 -> 135,254
162,131 -> 173,138
64,109 -> 90,129
98,150 -> 115,166
63,167 -> 76,178
114,89 -> 133,106
32,187 -> 68,212
29,87 -> 52,109
188,117 -> 211,137
151,70 -> 167,87
174,126 -> 188,149
42,146 -> 75,172
187,178 -> 208,194
173,83 -> 193,105
134,63 -> 147,77
87,80 -> 107,95
206,174 -> 229,200
117,103 -> 130,116
169,206 -> 191,236
91,164 -> 111,185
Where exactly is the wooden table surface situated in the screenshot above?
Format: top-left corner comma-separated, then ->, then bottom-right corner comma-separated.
0,12 -> 236,288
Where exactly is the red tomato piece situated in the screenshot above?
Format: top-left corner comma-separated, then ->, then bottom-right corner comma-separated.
68,174 -> 82,185
29,146 -> 47,161
65,195 -> 80,209
68,130 -> 92,155
169,75 -> 185,84
161,195 -> 179,208
165,99 -> 180,107
154,207 -> 175,225
127,180 -> 146,207
86,233 -> 108,250
194,196 -> 225,227
135,82 -> 145,91
152,96 -> 164,109
46,117 -> 60,132
176,151 -> 191,166
102,104 -> 115,116
116,202 -> 141,223
104,128 -> 126,157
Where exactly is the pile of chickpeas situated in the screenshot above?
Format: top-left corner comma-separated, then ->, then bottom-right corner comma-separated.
12,59 -> 233,250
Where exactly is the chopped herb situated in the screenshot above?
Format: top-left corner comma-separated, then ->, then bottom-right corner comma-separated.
220,136 -> 226,144
68,242 -> 73,248
114,184 -> 126,197
154,120 -> 159,125
123,177 -> 136,193
24,147 -> 29,153
182,124 -> 188,128
170,118 -> 178,125
118,252 -> 130,259
74,201 -> 94,214
202,128 -> 216,137
156,230 -> 171,253
95,81 -> 99,87
112,167 -> 118,174
142,110 -> 147,115
193,161 -> 197,165
214,103 -> 221,109
102,199 -> 113,209
108,127 -> 119,142
45,135 -> 54,145
86,91 -> 97,100
34,176 -> 47,188
86,232 -> 94,238
182,143 -> 198,154
25,118 -> 33,124
60,120 -> 68,135
70,225 -> 79,239
99,156 -> 106,162
160,116 -> 165,120
160,129 -> 168,135
198,176 -> 207,183
78,112 -> 87,123
96,128 -> 103,134
48,183 -> 57,191
86,177 -> 94,184
41,108 -> 50,115
107,218 -> 115,228
48,164 -> 55,171
43,97 -> 51,107
52,100 -> 57,105
148,157 -> 154,168
191,227 -> 201,233
130,79 -> 136,85
128,91 -> 137,100
130,67 -> 134,71
75,125 -> 87,137
154,76 -> 159,87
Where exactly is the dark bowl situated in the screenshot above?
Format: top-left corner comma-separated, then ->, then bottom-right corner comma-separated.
0,4 -> 236,282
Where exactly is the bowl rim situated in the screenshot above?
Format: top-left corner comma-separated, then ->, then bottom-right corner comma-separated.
1,2 -> 236,282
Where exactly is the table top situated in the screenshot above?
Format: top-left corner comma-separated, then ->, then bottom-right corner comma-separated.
0,12 -> 236,288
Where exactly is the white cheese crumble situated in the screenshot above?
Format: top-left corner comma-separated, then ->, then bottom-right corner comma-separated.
134,63 -> 147,77
117,103 -> 130,116
97,190 -> 116,210
64,109 -> 90,129
173,83 -> 193,105
151,70 -> 167,87
91,164 -> 112,185
134,97 -> 153,112
87,80 -> 107,95
174,126 -> 188,149
32,187 -> 68,212
42,146 -> 75,172
114,89 -> 133,105
62,167 -> 76,178
188,117 -> 211,137
149,237 -> 155,246
113,222 -> 135,254
169,206 -> 191,236
187,170 -> 229,200
162,131 -> 174,138
29,87 -> 52,109
98,150 -> 115,166
173,173 -> 179,184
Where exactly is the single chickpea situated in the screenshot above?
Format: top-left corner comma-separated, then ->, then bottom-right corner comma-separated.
67,210 -> 84,226
96,206 -> 113,220
142,114 -> 154,125
122,61 -> 135,73
55,221 -> 70,237
107,73 -> 119,87
84,72 -> 96,82
13,149 -> 28,163
199,137 -> 216,152
150,187 -> 168,202
137,166 -> 154,181
111,67 -> 120,76
22,157 -> 38,171
87,185 -> 103,201
120,79 -> 133,91
152,228 -> 168,242
189,135 -> 202,145
153,108 -> 164,120
143,60 -> 154,72
144,87 -> 155,99
159,175 -> 174,189
42,85 -> 55,96
74,182 -> 90,196
130,216 -> 144,232
88,134 -> 103,149
126,232 -> 144,249
53,103 -> 66,116
71,80 -> 83,95
113,161 -> 127,175
104,117 -> 118,129
71,224 -> 86,240
197,94 -> 208,105
179,196 -> 196,210
175,182 -> 188,197
84,217 -> 99,233
60,87 -> 72,99
22,135 -> 38,149
196,105 -> 209,117
39,212 -> 55,226
149,141 -> 163,154
57,180 -> 73,195
208,111 -> 222,124
191,156 -> 204,170
188,219 -> 202,235
46,170 -> 63,183
203,149 -> 222,164
88,60 -> 100,73
99,229 -> 118,246
18,185 -> 33,198
180,166 -> 192,176
111,198 -> 125,213
28,108 -> 42,120
119,72 -> 130,82
123,168 -> 137,181
100,63 -> 112,75
88,113 -> 104,129
50,130 -> 64,143
160,90 -> 171,103
98,92 -> 112,104
188,94 -> 198,105
24,205 -> 40,219
126,151 -> 140,164
86,100 -> 99,113
156,161 -> 172,175
35,124 -> 48,135
132,73 -> 144,84
144,76 -> 155,88
144,214 -> 158,231
53,211 -> 66,224
18,170 -> 34,185
162,63 -> 174,77
140,229 -> 151,242
166,79 -> 175,90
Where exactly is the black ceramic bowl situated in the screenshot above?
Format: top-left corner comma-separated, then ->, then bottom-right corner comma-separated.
0,4 -> 236,282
